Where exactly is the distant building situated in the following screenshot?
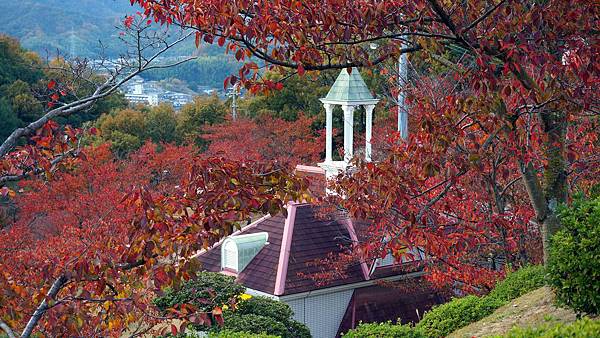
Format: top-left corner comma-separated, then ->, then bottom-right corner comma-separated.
123,76 -> 192,108
161,91 -> 192,109
125,92 -> 160,106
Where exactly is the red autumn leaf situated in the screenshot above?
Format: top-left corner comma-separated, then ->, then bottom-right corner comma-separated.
124,16 -> 134,28
297,63 -> 305,76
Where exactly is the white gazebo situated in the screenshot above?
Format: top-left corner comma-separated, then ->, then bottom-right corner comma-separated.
318,68 -> 379,181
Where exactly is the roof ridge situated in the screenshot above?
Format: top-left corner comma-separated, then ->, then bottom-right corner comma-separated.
273,202 -> 298,295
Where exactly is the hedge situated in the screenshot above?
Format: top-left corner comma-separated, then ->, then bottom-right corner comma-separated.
235,295 -> 293,324
217,296 -> 311,338
208,331 -> 279,338
219,313 -> 289,338
415,295 -> 503,338
487,265 -> 547,303
153,274 -> 311,337
342,321 -> 426,338
344,266 -> 546,338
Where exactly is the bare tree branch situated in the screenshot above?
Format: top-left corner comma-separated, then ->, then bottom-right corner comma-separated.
21,275 -> 68,338
463,0 -> 508,32
0,319 -> 17,338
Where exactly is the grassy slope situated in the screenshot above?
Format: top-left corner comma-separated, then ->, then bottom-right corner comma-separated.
448,287 -> 578,338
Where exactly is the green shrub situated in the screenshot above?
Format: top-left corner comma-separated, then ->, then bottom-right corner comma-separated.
219,313 -> 288,338
487,265 -> 546,303
415,295 -> 503,338
165,329 -> 279,338
343,321 -> 426,338
235,296 -> 293,324
496,318 -> 600,337
153,274 -> 310,337
208,329 -> 280,338
153,272 -> 245,313
548,195 -> 600,315
287,320 -> 312,338
225,297 -> 311,338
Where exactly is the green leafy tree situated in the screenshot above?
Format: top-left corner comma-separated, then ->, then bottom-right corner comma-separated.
177,95 -> 227,148
0,98 -> 20,142
241,73 -> 329,121
146,103 -> 179,144
97,108 -> 146,155
0,35 -> 43,87
3,80 -> 43,123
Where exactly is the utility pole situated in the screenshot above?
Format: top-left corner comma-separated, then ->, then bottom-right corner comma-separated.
370,42 -> 409,139
398,49 -> 409,140
228,82 -> 239,121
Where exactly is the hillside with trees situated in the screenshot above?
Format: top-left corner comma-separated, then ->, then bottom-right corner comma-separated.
0,1 -> 240,88
0,0 -> 134,57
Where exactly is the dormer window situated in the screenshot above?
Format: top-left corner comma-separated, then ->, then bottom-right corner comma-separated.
221,232 -> 269,273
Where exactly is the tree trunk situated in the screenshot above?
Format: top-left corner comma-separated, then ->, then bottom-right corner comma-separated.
541,109 -> 568,262
521,109 -> 568,264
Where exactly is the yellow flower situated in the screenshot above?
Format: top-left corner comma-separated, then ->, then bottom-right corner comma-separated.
239,293 -> 252,300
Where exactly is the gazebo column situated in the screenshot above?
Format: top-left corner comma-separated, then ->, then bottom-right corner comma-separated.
342,105 -> 355,163
324,103 -> 333,162
365,104 -> 375,162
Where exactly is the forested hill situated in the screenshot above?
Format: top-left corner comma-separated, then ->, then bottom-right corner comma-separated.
0,0 -> 140,57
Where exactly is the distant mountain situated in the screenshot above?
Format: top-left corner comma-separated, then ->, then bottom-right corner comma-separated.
0,0 -> 142,57
0,1 -> 240,88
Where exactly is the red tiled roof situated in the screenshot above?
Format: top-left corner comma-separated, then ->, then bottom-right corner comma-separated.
283,205 -> 365,295
195,203 -> 419,296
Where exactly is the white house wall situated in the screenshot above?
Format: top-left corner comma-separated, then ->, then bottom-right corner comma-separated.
284,289 -> 353,338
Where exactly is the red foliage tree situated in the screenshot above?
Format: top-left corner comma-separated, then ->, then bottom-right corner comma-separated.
133,0 -> 599,288
202,114 -> 325,168
0,139 -> 309,336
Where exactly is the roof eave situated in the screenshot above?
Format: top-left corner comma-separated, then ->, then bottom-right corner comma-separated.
319,98 -> 380,105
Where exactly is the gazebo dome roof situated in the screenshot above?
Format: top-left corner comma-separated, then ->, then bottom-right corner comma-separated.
321,67 -> 379,105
